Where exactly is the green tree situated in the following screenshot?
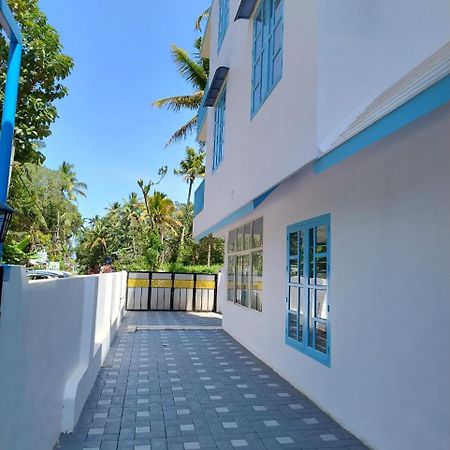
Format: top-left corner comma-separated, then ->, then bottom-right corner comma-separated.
152,37 -> 209,145
0,0 -> 74,163
3,162 -> 84,267
174,146 -> 205,206
59,161 -> 88,201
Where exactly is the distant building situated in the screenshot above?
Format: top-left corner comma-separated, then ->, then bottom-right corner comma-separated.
194,1 -> 450,449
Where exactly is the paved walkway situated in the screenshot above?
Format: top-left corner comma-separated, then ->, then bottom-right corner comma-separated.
56,312 -> 367,450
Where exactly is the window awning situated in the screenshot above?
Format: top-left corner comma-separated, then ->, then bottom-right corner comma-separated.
234,0 -> 258,21
204,66 -> 229,107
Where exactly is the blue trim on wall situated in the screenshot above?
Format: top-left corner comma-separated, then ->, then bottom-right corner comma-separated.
314,75 -> 450,174
194,186 -> 277,240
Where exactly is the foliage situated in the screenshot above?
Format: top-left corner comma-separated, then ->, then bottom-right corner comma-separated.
1,4 -> 224,276
0,0 -> 74,163
195,7 -> 211,32
174,146 -> 205,205
2,162 -> 84,267
152,37 -> 209,146
162,263 -> 222,275
76,173 -> 224,274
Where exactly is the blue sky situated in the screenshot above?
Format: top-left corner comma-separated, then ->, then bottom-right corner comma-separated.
39,0 -> 211,219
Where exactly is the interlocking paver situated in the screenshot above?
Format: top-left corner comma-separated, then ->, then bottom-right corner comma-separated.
55,312 -> 367,450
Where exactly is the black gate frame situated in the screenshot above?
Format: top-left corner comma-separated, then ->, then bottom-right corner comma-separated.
126,271 -> 218,313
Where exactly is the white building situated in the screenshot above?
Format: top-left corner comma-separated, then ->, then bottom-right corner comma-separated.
193,1 -> 450,449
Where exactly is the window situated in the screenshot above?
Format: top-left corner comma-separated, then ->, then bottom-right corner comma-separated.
252,0 -> 284,115
213,87 -> 226,170
218,0 -> 229,51
227,217 -> 263,311
286,214 -> 330,366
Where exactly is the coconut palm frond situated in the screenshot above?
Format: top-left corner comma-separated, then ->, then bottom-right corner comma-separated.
152,92 -> 203,112
165,116 -> 198,147
171,44 -> 208,91
195,7 -> 211,32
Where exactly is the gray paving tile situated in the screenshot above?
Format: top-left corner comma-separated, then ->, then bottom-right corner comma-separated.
55,312 -> 363,450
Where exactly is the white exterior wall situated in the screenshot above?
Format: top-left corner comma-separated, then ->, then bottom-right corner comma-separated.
0,268 -> 127,450
195,0 -> 318,237
317,0 -> 450,148
221,104 -> 450,450
195,0 -> 450,238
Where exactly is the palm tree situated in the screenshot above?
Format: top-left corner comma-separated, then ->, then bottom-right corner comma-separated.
123,193 -> 143,258
87,217 -> 108,253
146,191 -> 180,242
123,193 -> 142,225
174,146 -> 205,205
152,38 -> 209,146
59,161 -> 87,201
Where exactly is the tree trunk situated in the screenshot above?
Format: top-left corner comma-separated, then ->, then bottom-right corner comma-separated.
178,224 -> 186,263
187,180 -> 193,206
207,234 -> 212,267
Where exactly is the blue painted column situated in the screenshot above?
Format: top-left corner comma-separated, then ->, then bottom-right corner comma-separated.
0,37 -> 22,203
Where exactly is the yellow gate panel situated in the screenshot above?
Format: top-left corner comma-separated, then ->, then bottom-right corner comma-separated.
128,278 -> 149,288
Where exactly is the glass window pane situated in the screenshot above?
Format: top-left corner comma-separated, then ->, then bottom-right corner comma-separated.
315,256 -> 327,286
236,255 -> 242,304
299,231 -> 305,283
237,226 -> 244,251
308,289 -> 314,348
315,322 -> 327,354
255,6 -> 263,35
251,250 -> 263,310
244,222 -> 252,250
298,286 -> 304,342
289,232 -> 298,256
288,312 -> 297,339
316,225 -> 327,254
273,18 -> 283,48
227,256 -> 236,302
289,285 -> 298,312
241,254 -> 250,308
275,0 -> 283,22
308,228 -> 314,284
315,290 -> 328,320
228,229 -> 236,253
272,50 -> 282,84
289,259 -> 298,284
252,218 -> 263,248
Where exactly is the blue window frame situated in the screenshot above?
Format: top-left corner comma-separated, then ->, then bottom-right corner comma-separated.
213,87 -> 226,170
252,0 -> 283,116
218,0 -> 229,51
286,214 -> 330,366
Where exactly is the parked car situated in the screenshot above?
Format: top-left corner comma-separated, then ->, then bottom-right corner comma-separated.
26,270 -> 71,280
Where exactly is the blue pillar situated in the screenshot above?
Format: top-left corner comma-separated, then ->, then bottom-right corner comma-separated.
0,38 -> 22,203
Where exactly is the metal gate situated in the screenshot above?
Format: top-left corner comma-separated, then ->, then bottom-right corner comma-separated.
126,271 -> 218,312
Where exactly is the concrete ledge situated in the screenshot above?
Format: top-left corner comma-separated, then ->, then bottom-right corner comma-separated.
127,325 -> 223,332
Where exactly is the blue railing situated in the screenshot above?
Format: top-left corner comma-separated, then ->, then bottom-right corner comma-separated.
194,179 -> 205,216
